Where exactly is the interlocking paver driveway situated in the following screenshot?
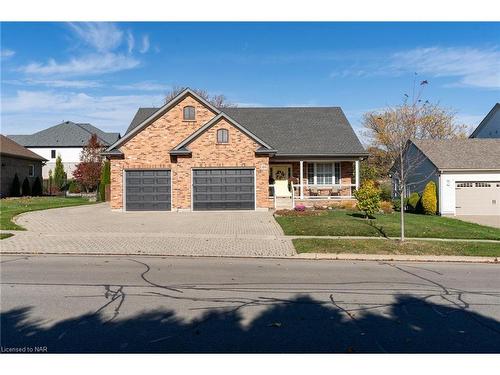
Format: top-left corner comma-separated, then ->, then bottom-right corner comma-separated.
1,203 -> 295,257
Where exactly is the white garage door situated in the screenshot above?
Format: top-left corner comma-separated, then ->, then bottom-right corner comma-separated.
455,181 -> 500,215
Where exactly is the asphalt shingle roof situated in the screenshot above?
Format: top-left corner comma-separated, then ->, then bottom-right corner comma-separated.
8,121 -> 121,147
412,139 -> 500,170
125,107 -> 367,156
0,135 -> 47,161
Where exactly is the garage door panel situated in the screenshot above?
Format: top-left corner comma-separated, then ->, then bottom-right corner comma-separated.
455,181 -> 500,215
126,170 -> 171,211
193,169 -> 255,211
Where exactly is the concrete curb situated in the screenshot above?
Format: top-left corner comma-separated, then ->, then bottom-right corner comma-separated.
1,250 -> 499,264
295,252 -> 500,263
287,235 -> 500,243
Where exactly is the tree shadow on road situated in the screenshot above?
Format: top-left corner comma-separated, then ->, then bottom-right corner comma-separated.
2,294 -> 500,353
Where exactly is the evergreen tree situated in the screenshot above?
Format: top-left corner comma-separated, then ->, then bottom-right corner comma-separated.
21,177 -> 31,196
422,181 -> 438,215
32,176 -> 43,196
10,173 -> 21,197
99,159 -> 111,201
53,154 -> 66,190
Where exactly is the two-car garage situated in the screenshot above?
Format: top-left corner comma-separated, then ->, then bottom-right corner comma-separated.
124,168 -> 255,211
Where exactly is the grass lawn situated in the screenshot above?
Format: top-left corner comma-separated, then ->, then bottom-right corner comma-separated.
293,238 -> 500,257
0,233 -> 13,240
0,196 -> 93,231
276,210 -> 500,240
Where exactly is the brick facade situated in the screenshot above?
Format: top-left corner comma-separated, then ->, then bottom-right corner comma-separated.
109,95 -> 271,210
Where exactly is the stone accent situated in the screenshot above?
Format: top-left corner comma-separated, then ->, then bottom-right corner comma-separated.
110,94 -> 271,210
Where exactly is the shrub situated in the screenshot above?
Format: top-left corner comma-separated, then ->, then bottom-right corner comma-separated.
68,180 -> 81,194
10,174 -> 21,197
32,177 -> 43,196
21,177 -> 31,196
354,180 -> 381,218
379,181 -> 392,201
422,181 -> 438,215
294,204 -> 306,211
380,201 -> 394,214
392,197 -> 409,211
407,192 -> 420,212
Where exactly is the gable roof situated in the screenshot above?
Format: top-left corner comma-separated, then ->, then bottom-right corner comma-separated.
470,103 -> 500,138
220,107 -> 366,156
411,138 -> 500,170
122,104 -> 367,157
8,121 -> 120,147
0,135 -> 47,161
106,88 -> 221,151
171,113 -> 276,155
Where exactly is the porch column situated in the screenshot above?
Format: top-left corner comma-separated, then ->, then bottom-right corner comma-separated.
299,160 -> 304,199
355,159 -> 360,191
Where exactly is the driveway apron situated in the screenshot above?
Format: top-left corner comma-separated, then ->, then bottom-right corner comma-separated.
1,203 -> 295,257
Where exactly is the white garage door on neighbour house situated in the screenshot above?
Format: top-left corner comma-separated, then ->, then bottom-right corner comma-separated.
455,181 -> 500,215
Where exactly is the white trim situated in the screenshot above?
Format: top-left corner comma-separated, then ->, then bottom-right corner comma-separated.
299,160 -> 304,199
355,160 -> 360,190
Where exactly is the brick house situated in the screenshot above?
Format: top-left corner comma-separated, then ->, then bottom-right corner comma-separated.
103,88 -> 367,211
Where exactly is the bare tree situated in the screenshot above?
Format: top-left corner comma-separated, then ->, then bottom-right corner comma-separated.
164,86 -> 236,108
362,76 -> 468,241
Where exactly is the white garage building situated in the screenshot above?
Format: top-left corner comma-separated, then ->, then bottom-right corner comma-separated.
397,139 -> 500,217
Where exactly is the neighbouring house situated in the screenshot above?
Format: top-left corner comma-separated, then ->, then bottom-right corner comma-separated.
8,121 -> 120,179
393,139 -> 500,216
0,135 -> 47,197
103,88 -> 367,211
470,103 -> 500,139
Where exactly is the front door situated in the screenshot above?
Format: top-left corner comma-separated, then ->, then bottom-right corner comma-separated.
270,164 -> 292,197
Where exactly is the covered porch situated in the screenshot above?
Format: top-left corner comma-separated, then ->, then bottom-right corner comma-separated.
268,158 -> 361,208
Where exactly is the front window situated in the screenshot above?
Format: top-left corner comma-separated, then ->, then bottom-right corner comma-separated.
307,162 -> 341,185
183,106 -> 196,120
28,164 -> 34,177
51,149 -> 56,158
217,128 -> 229,143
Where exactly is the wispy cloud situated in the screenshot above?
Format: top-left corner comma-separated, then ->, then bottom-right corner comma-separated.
139,35 -> 150,54
67,23 -> 124,52
16,23 -> 147,78
3,78 -> 102,89
391,46 -> 500,89
127,31 -> 135,53
1,90 -> 164,133
19,53 -> 139,77
1,49 -> 15,59
328,46 -> 500,90
114,81 -> 170,92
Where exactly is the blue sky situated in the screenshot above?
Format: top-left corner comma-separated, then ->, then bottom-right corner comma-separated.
1,22 -> 499,138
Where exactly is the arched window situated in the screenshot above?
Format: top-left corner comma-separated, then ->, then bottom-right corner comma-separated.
183,106 -> 195,120
217,128 -> 229,144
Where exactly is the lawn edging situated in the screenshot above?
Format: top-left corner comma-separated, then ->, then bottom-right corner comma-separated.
294,252 -> 499,263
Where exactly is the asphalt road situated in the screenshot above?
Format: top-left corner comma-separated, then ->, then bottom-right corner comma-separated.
1,255 -> 500,353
